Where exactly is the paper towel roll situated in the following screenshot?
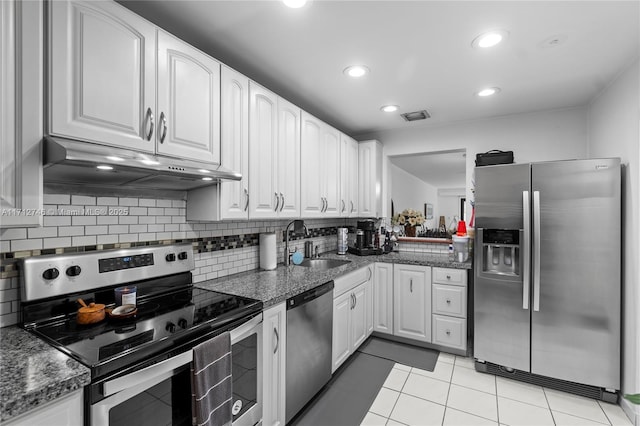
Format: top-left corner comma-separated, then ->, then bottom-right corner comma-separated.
259,233 -> 277,270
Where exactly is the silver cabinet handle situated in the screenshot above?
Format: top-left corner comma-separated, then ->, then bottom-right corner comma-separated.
322,197 -> 326,213
274,192 -> 280,212
279,193 -> 284,212
341,199 -> 346,213
533,190 -> 541,312
351,293 -> 355,309
446,275 -> 451,280
324,197 -> 328,212
410,278 -> 413,293
350,200 -> 354,213
145,107 -> 154,141
523,191 -> 531,310
367,267 -> 372,282
446,299 -> 451,304
159,112 -> 167,143
320,197 -> 324,213
273,327 -> 279,354
244,188 -> 249,212
354,293 -> 357,309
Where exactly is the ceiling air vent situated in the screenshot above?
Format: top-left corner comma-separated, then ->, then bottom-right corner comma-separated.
401,110 -> 431,122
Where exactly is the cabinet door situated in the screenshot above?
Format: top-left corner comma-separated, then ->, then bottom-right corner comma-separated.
4,389 -> 83,426
373,262 -> 394,334
339,134 -> 349,217
322,125 -> 341,217
332,291 -> 352,373
49,0 -> 155,152
157,31 -> 220,163
347,136 -> 359,217
300,112 -> 323,217
394,264 -> 431,342
365,276 -> 374,338
358,140 -> 382,218
1,0 -> 43,228
219,66 -> 249,219
248,83 -> 278,218
263,303 -> 286,426
277,98 -> 301,218
351,284 -> 368,351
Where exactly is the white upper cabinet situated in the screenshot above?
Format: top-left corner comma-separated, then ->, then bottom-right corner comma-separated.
358,140 -> 383,218
219,66 -> 249,219
340,134 -> 359,217
1,0 -> 44,228
301,112 -> 341,218
156,31 -> 220,163
249,83 -> 300,219
49,0 -> 156,152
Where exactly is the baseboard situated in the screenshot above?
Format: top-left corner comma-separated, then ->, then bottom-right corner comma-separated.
619,395 -> 640,426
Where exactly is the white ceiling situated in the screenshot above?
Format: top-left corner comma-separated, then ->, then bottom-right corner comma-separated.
390,150 -> 467,189
118,0 -> 638,179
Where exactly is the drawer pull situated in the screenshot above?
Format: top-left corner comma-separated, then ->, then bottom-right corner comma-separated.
446,275 -> 451,279
446,329 -> 451,336
446,299 -> 451,304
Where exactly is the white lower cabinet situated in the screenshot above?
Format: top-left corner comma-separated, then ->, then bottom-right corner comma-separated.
372,262 -> 394,334
4,389 -> 82,426
331,266 -> 373,373
431,267 -> 468,352
262,303 -> 286,426
393,264 -> 432,342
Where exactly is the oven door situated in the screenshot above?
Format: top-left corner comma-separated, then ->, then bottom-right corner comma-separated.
90,314 -> 263,426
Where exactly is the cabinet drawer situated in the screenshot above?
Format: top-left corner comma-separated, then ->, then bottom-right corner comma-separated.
432,315 -> 466,350
432,284 -> 466,318
432,267 -> 467,286
334,265 -> 372,298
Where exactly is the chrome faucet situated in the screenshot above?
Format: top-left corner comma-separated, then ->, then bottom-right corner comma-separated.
284,220 -> 308,266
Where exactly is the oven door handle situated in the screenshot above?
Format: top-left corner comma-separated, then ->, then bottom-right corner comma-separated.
103,350 -> 192,397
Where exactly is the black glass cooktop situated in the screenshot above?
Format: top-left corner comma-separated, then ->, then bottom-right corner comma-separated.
27,287 -> 261,372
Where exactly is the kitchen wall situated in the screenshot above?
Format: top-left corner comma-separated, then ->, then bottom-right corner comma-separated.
389,163 -> 438,228
0,189 -> 352,327
587,58 -> 639,425
437,188 -> 465,230
358,106 -> 589,223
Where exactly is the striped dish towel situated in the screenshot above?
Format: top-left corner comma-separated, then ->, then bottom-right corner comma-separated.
191,332 -> 233,426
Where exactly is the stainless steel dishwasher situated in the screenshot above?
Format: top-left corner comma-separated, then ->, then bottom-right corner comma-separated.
286,281 -> 334,423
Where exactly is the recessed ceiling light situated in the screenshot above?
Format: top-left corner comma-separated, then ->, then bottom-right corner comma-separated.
202,177 -> 213,181
472,30 -> 509,48
380,105 -> 399,113
343,65 -> 369,78
283,0 -> 307,8
106,156 -> 124,162
476,87 -> 501,97
97,165 -> 113,170
140,159 -> 160,166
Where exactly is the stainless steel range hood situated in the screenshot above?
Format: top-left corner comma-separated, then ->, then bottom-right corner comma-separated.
43,137 -> 241,191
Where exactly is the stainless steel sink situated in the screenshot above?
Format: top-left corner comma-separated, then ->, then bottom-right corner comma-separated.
298,258 -> 351,271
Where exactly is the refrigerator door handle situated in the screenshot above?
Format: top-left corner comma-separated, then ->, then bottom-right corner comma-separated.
522,191 -> 530,310
533,190 -> 541,312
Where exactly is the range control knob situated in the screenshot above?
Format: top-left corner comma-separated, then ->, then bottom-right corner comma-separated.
178,318 -> 188,329
166,322 -> 177,333
66,265 -> 82,277
42,268 -> 60,280
178,252 -> 188,260
166,253 -> 176,262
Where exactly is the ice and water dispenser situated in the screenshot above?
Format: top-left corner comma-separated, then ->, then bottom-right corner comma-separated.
479,229 -> 521,276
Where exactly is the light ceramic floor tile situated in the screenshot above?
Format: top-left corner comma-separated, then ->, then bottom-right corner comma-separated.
552,410 -> 610,425
544,388 -> 609,424
443,407 -> 499,426
496,376 -> 548,408
451,364 -> 497,394
438,352 -> 456,365
393,363 -> 412,372
386,420 -> 407,426
598,400 -> 633,426
447,384 -> 498,422
454,356 -> 475,369
369,387 -> 401,418
361,411 -> 389,426
411,359 -> 454,383
498,396 -> 555,426
402,372 -> 451,405
389,393 -> 446,426
383,368 -> 410,392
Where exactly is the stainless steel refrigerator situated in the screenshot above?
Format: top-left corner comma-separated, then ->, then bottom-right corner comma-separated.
473,158 -> 620,400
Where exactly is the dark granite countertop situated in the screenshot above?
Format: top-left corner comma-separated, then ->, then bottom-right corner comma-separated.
195,251 -> 471,309
0,326 -> 91,422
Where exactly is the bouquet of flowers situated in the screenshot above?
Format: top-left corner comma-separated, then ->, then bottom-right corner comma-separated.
391,208 -> 425,227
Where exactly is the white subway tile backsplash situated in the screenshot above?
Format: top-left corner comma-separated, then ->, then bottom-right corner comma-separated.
71,195 -> 96,205
139,216 -> 156,224
1,228 -> 27,240
165,224 -> 179,232
118,197 -> 139,206
156,199 -> 173,208
118,216 -> 138,225
156,232 -> 172,240
72,235 -> 97,246
139,199 -> 156,207
0,240 -> 8,253
172,200 -> 186,208
44,193 -> 71,204
59,226 -> 85,237
119,234 -> 139,243
44,216 -> 71,227
128,207 -> 148,216
43,237 -> 72,249
85,225 -> 108,235
27,227 -> 58,239
129,225 -> 148,233
108,225 -> 129,234
97,215 -> 119,225
72,216 -> 97,226
138,233 -> 157,241
97,235 -> 119,245
164,208 -> 180,216
97,197 -> 118,205
11,239 -> 43,251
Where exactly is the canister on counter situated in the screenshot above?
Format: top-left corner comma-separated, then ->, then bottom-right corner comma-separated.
337,227 -> 348,254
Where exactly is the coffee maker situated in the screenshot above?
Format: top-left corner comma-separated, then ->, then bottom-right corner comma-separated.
348,220 -> 383,256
